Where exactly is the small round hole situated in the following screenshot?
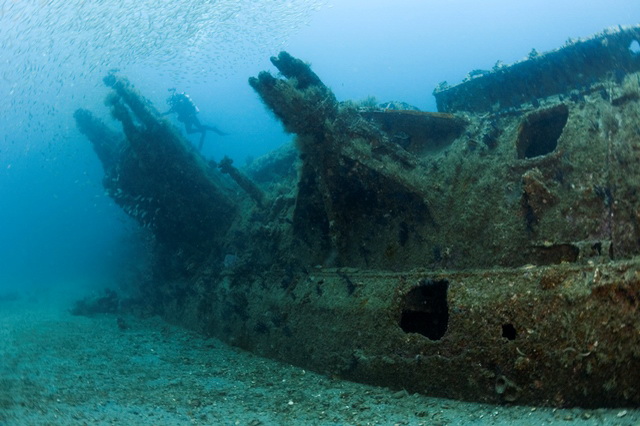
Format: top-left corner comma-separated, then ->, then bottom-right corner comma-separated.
502,323 -> 517,340
629,40 -> 640,55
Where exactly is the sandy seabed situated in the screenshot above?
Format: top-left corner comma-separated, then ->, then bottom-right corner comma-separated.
1,284 -> 639,426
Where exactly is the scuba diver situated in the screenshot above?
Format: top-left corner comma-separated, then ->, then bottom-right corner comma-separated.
162,88 -> 227,151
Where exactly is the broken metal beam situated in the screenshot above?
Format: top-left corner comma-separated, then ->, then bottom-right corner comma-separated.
75,73 -> 238,253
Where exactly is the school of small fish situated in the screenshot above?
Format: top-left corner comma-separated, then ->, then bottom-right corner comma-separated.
0,0 -> 328,149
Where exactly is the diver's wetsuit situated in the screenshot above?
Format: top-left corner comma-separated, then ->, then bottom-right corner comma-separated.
163,92 -> 226,150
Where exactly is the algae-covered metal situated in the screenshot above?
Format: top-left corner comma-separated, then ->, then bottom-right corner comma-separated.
75,28 -> 640,407
433,26 -> 640,113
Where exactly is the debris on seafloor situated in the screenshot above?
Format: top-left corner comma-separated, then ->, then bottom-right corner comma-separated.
70,289 -> 120,316
74,26 -> 640,407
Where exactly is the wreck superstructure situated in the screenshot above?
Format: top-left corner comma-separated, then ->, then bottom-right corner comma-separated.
75,27 -> 640,407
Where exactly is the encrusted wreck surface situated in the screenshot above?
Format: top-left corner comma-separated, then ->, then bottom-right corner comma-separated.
75,27 -> 640,407
434,26 -> 640,113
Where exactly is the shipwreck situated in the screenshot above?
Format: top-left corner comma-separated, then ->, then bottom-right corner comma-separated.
75,26 -> 640,407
